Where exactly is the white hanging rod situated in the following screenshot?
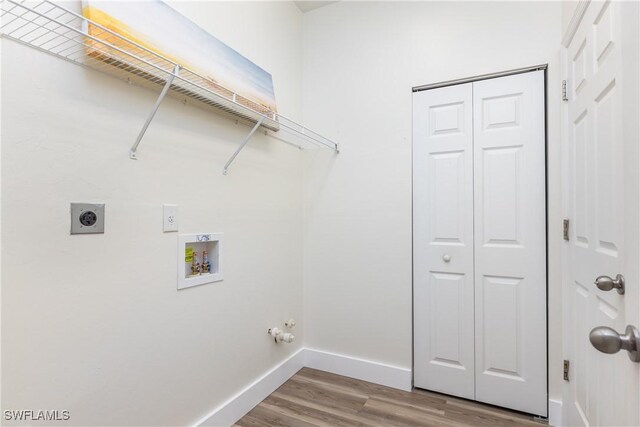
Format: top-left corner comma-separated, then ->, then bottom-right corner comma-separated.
0,0 -> 339,167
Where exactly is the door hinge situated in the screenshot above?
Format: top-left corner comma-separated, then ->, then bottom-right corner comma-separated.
563,359 -> 570,381
563,218 -> 570,241
562,80 -> 569,102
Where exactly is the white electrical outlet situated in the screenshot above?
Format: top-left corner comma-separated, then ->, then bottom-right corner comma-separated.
163,204 -> 179,232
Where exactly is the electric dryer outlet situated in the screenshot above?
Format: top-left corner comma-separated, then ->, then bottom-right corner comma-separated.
70,203 -> 105,234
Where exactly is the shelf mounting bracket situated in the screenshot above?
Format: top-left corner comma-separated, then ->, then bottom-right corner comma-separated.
223,116 -> 266,175
129,64 -> 180,160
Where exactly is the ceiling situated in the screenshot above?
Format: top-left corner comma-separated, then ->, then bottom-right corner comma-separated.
294,1 -> 337,13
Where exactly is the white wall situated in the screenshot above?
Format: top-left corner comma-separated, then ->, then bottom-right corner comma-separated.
301,0 -> 564,401
1,2 -> 305,425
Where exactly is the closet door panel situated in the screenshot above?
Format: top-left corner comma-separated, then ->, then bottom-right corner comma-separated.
413,83 -> 474,399
473,71 -> 547,416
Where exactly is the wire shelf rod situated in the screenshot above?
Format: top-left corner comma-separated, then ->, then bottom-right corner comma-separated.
38,0 -> 180,68
3,0 -> 178,79
0,0 -> 340,161
4,1 -> 339,151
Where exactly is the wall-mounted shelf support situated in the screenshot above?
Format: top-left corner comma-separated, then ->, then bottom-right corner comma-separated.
223,116 -> 266,175
130,64 -> 180,160
1,0 -> 340,168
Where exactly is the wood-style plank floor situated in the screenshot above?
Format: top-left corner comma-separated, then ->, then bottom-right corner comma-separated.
236,368 -> 546,427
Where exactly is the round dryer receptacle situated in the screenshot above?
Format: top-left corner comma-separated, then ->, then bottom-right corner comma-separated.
79,211 -> 98,227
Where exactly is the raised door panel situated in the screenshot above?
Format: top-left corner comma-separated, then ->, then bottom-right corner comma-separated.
429,272 -> 466,368
481,146 -> 523,247
573,109 -> 589,247
479,275 -> 524,381
413,83 -> 474,399
429,150 -> 465,244
594,80 -> 620,259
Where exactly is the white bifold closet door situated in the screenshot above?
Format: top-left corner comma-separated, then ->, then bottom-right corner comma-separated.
413,70 -> 547,417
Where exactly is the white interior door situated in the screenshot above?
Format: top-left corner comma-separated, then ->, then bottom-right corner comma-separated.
472,71 -> 547,416
563,1 -> 640,426
413,83 -> 475,399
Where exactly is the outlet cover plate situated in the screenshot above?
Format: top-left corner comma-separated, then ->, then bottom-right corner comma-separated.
70,203 -> 105,235
163,204 -> 179,232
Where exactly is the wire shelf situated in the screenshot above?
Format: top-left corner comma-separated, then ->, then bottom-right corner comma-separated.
0,0 -> 339,155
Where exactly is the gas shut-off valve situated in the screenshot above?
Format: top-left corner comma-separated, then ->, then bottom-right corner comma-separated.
268,319 -> 296,344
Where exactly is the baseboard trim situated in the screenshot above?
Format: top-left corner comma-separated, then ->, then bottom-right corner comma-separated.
548,398 -> 563,427
304,347 -> 412,392
195,348 -> 305,427
195,347 -> 562,426
194,347 -> 412,426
